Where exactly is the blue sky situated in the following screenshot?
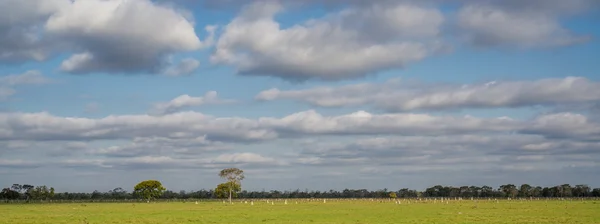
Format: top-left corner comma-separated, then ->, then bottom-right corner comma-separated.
1,0 -> 600,193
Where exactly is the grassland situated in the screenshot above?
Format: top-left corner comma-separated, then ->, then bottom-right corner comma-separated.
1,199 -> 599,224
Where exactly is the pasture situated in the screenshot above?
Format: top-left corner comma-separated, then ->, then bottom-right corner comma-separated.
1,199 -> 599,224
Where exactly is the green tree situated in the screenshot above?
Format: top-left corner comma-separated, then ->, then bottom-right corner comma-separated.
499,184 -> 518,198
218,168 -> 245,204
389,192 -> 397,198
49,187 -> 55,199
22,184 -> 34,200
133,180 -> 166,201
519,184 -> 532,197
1,188 -> 20,199
215,182 -> 241,199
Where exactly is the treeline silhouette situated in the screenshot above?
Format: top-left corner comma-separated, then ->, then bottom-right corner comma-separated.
2,183 -> 600,201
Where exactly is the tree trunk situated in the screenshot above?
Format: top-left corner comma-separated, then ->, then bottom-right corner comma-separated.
228,182 -> 232,204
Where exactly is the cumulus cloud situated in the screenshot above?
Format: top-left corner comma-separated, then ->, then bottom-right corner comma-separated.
256,76 -> 600,111
1,0 -> 215,74
151,91 -> 235,115
0,0 -> 69,63
457,3 -> 591,48
44,0 -> 212,74
211,1 -> 446,81
205,0 -> 595,50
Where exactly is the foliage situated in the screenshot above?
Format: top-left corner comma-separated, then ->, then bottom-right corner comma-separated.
1,184 -> 54,200
0,188 -> 20,199
218,168 -> 244,203
133,180 -> 166,200
29,186 -> 55,200
389,192 -> 397,198
215,182 -> 241,199
3,183 -> 600,201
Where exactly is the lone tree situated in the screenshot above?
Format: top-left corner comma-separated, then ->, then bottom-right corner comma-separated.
133,180 -> 166,201
218,168 -> 244,204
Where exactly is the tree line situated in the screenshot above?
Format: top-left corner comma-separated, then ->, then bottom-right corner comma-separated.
3,183 -> 599,201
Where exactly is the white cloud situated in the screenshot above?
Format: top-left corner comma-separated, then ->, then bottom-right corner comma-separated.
211,1 -> 446,81
0,0 -> 69,63
151,91 -> 235,115
256,76 -> 600,111
457,4 -> 590,48
45,0 -> 212,74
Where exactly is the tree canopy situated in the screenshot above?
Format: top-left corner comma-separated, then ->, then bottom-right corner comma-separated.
215,182 -> 241,199
133,180 -> 166,201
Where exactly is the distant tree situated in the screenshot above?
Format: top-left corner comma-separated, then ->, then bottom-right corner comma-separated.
573,185 -> 590,197
531,186 -> 543,197
49,187 -> 55,199
29,185 -> 55,200
218,168 -> 245,204
109,187 -> 128,199
11,184 -> 22,193
22,185 -> 34,200
499,184 -> 518,198
592,188 -> 600,197
215,182 -> 241,199
1,188 -> 20,200
519,184 -> 532,197
481,186 -> 493,197
559,184 -> 573,197
389,192 -> 397,198
133,180 -> 166,201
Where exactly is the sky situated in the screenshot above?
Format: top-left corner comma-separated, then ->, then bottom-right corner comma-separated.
1,0 -> 599,193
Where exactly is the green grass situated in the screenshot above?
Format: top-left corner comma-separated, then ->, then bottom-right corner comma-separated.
1,199 -> 599,223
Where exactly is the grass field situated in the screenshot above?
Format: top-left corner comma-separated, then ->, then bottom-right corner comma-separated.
2,199 -> 599,224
